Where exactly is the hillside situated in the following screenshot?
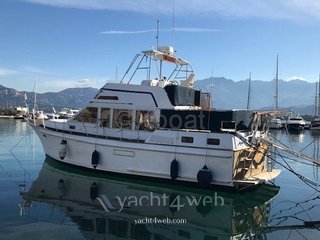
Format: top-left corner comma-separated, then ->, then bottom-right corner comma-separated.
196,77 -> 317,113
0,84 -> 97,111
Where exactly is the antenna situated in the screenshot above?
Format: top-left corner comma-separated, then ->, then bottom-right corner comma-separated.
156,20 -> 159,49
172,0 -> 175,48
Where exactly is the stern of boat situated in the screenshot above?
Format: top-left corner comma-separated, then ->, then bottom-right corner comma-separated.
232,142 -> 281,189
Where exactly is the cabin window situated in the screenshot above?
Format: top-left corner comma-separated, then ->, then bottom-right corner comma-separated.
74,107 -> 97,123
100,108 -> 110,127
181,136 -> 193,143
221,121 -> 236,131
98,96 -> 118,100
112,109 -> 133,129
135,111 -> 156,131
207,138 -> 220,145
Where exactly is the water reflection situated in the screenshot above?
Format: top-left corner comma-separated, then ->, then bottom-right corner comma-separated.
0,119 -> 27,134
21,157 -> 279,240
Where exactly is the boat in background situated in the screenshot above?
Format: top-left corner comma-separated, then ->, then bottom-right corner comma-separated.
286,114 -> 306,131
28,46 -> 281,190
310,118 -> 320,131
269,117 -> 283,129
57,107 -> 80,119
26,79 -> 49,124
13,106 -> 29,119
49,106 -> 80,120
27,110 -> 48,126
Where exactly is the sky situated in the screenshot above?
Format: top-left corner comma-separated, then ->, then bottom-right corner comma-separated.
1,0 -> 320,92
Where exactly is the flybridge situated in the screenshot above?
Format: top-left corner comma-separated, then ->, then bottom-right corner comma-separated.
143,46 -> 190,65
120,46 -> 194,87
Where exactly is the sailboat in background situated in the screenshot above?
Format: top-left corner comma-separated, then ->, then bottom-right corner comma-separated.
28,79 -> 48,124
269,55 -> 283,129
310,74 -> 320,131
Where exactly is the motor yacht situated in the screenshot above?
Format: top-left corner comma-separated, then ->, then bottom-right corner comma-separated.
28,46 -> 280,190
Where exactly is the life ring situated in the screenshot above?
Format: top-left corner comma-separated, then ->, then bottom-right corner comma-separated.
114,110 -> 132,129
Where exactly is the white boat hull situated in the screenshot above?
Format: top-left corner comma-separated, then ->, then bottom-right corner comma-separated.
36,127 -> 234,186
31,123 -> 280,189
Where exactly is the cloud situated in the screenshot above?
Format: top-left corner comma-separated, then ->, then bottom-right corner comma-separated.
101,27 -> 221,35
0,66 -> 54,78
175,27 -> 221,32
101,29 -> 156,35
24,0 -> 320,21
287,76 -> 307,81
0,68 -> 19,77
21,66 -> 53,75
43,78 -> 97,90
75,78 -> 96,87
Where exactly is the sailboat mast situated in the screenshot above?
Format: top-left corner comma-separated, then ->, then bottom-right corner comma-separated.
210,68 -> 214,108
33,77 -> 38,111
315,82 -> 318,116
275,55 -> 279,111
318,73 -> 320,116
246,72 -> 252,110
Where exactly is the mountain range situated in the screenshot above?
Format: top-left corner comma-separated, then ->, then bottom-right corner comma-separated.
196,77 -> 317,114
0,78 -> 318,115
0,84 -> 97,112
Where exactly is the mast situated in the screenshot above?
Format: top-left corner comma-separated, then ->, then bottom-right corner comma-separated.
315,82 -> 318,116
210,68 -> 214,108
246,72 -> 252,110
172,0 -> 175,48
156,20 -> 159,49
33,77 -> 38,111
275,55 -> 279,111
318,73 -> 320,116
115,66 -> 118,82
156,19 -> 162,81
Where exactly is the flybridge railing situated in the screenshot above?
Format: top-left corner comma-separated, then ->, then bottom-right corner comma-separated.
119,50 -> 194,85
120,53 -> 142,84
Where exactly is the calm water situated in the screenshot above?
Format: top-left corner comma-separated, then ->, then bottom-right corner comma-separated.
0,119 -> 320,239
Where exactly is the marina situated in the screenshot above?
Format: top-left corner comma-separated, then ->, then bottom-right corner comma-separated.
2,1 -> 320,239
